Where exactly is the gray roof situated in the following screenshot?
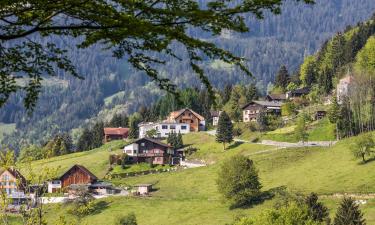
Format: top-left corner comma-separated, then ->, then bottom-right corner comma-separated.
242,101 -> 282,109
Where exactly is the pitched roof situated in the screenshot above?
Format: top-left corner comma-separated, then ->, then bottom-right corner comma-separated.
169,108 -> 205,121
267,94 -> 286,100
104,127 -> 129,136
132,137 -> 171,148
60,165 -> 98,181
210,111 -> 221,117
242,101 -> 282,109
0,168 -> 27,184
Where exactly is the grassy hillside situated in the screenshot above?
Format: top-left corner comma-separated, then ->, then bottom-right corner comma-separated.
19,140 -> 127,178
11,132 -> 375,225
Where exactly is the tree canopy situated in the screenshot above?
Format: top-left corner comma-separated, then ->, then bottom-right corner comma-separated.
0,0 -> 313,111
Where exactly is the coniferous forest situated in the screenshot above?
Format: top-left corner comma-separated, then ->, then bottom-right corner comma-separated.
1,0 -> 375,151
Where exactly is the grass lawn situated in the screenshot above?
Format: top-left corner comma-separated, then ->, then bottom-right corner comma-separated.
261,118 -> 335,142
0,123 -> 16,140
19,140 -> 127,179
10,132 -> 375,224
110,163 -> 172,174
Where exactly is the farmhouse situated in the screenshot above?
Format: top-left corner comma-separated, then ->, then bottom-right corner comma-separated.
0,167 -> 27,195
166,108 -> 205,132
123,137 -> 176,165
138,122 -> 190,138
104,127 -> 129,142
59,165 -> 98,189
242,101 -> 282,122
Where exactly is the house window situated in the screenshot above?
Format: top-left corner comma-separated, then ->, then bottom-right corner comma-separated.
181,125 -> 187,130
141,143 -> 145,147
162,125 -> 168,129
170,125 -> 176,129
190,120 -> 193,123
133,150 -> 137,154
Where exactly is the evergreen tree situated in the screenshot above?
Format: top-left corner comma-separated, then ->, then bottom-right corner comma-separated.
92,122 -> 104,148
167,131 -> 177,146
221,84 -> 232,105
77,127 -> 93,152
245,83 -> 259,102
275,65 -> 290,91
128,114 -> 141,139
305,193 -> 330,223
216,111 -> 233,150
334,198 -> 366,225
175,132 -> 184,149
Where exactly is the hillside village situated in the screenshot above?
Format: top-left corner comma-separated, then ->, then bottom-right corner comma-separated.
0,3 -> 375,225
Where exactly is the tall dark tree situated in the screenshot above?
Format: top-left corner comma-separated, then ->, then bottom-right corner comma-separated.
216,111 -> 233,150
221,84 -> 233,105
305,193 -> 330,223
245,83 -> 259,102
275,65 -> 290,90
334,198 -> 366,225
128,114 -> 141,139
77,127 -> 93,152
92,122 -> 104,148
175,132 -> 184,149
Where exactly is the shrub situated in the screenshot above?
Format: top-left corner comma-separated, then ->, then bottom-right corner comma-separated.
217,155 -> 262,208
115,213 -> 137,225
334,197 -> 366,225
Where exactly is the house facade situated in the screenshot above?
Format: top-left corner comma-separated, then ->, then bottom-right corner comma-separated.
59,165 -> 98,189
123,138 -> 175,165
242,101 -> 282,123
166,108 -> 205,132
0,168 -> 26,195
337,75 -> 354,104
210,111 -> 222,126
104,127 -> 129,142
138,122 -> 190,138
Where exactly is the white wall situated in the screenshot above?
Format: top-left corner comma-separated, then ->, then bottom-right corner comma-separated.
123,143 -> 139,156
139,123 -> 190,138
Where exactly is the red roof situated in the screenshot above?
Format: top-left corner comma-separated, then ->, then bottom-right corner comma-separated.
104,127 -> 129,136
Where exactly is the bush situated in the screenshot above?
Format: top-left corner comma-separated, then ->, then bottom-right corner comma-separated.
233,127 -> 242,137
115,213 -> 137,225
217,155 -> 262,208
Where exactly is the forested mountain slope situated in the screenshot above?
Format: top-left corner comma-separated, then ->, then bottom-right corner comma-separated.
1,0 -> 375,150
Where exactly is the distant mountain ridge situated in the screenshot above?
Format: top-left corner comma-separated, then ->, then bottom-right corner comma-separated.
1,0 -> 375,150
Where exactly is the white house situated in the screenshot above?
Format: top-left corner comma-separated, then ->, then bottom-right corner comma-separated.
47,180 -> 62,193
210,111 -> 222,126
138,122 -> 190,138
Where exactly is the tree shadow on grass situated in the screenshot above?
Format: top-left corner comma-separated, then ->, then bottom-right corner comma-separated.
230,186 -> 287,210
227,141 -> 244,150
91,201 -> 110,215
357,157 -> 375,165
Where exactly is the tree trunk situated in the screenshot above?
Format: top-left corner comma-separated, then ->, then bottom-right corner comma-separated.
362,153 -> 366,163
223,142 -> 226,151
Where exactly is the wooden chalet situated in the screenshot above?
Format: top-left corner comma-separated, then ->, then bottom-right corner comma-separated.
242,101 -> 282,122
104,127 -> 129,142
166,108 -> 205,132
59,165 -> 98,189
0,168 -> 27,195
124,137 -> 176,165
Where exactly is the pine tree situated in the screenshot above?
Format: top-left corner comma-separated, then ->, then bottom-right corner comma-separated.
128,114 -> 141,139
221,84 -> 232,105
275,65 -> 290,91
92,122 -> 104,148
334,198 -> 366,225
216,111 -> 233,150
175,132 -> 184,149
305,193 -> 330,223
328,96 -> 341,140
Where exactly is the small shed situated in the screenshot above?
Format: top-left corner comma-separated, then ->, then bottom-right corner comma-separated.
89,181 -> 114,195
134,184 -> 153,195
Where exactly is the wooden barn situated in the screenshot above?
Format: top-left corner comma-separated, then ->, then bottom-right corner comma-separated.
60,165 -> 98,188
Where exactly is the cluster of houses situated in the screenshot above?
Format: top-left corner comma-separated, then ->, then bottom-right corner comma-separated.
102,76 -> 355,167
0,165 -> 154,207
